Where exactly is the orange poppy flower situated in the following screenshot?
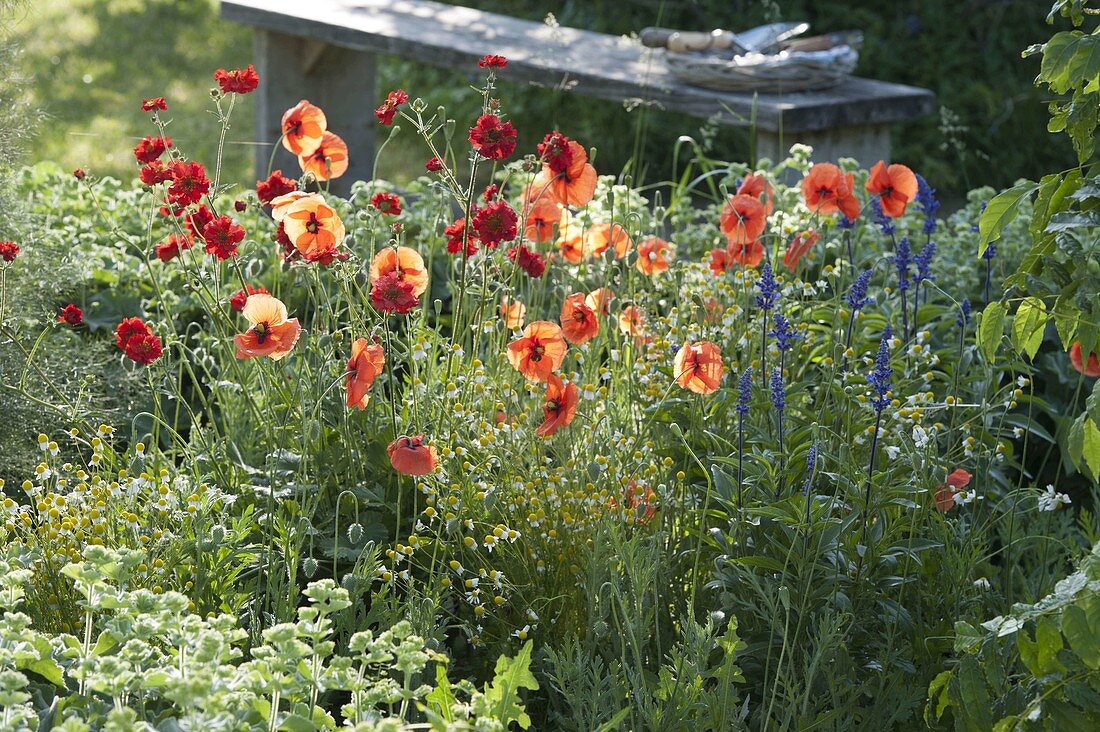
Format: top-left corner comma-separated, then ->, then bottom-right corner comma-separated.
709,247 -> 731,275
536,373 -> 579,438
282,196 -> 345,261
636,236 -> 671,275
506,321 -> 567,382
500,296 -> 526,329
346,337 -> 385,409
585,222 -> 632,258
865,160 -> 918,218
617,305 -> 646,336
387,434 -> 438,475
559,293 -> 599,345
1070,342 -> 1100,377
728,240 -> 764,267
585,287 -> 614,315
935,468 -> 972,512
234,293 -> 301,361
270,191 -> 323,223
369,246 -> 429,297
556,210 -> 586,263
801,163 -> 860,220
616,481 -> 656,524
738,172 -> 774,215
782,229 -> 820,270
720,194 -> 767,245
673,341 -> 724,394
281,100 -> 327,156
521,191 -> 561,244
544,140 -> 598,207
298,131 -> 349,181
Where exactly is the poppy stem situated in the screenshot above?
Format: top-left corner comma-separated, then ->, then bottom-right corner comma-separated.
859,409 -> 884,575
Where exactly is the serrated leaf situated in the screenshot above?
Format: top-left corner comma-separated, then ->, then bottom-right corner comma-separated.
1012,297 -> 1048,359
979,182 -> 1038,256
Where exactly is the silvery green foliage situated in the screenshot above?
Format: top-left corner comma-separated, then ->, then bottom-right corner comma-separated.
0,547 -> 531,730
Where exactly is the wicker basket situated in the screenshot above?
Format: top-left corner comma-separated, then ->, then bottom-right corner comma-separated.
665,45 -> 859,93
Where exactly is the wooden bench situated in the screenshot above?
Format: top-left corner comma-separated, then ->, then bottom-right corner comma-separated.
221,0 -> 935,188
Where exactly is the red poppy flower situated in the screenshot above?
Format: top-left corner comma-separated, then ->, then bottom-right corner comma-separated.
425,156 -> 444,172
256,170 -> 297,205
369,246 -> 429,297
347,337 -> 385,409
230,285 -> 268,312
507,321 -> 568,382
167,161 -> 210,207
140,160 -> 170,186
387,434 -> 438,475
371,271 -> 420,314
783,230 -> 820,270
636,236 -> 671,275
375,89 -> 409,126
201,216 -> 245,260
469,114 -> 517,160
472,200 -> 518,247
537,374 -> 579,438
58,304 -> 83,326
737,172 -> 774,215
865,161 -> 918,218
298,131 -> 349,181
540,140 -> 597,208
728,240 -> 764,268
234,294 -> 301,360
0,241 -> 20,262
444,217 -> 479,256
1070,342 -> 1100,377
478,54 -> 507,68
507,243 -> 546,278
141,97 -> 167,112
280,100 -> 327,156
559,293 -> 599,345
214,64 -> 259,94
155,233 -> 194,262
133,136 -> 171,164
674,341 -> 724,394
801,163 -> 860,220
720,194 -> 767,246
935,469 -> 972,512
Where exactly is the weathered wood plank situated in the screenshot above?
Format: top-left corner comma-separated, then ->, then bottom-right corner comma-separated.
221,0 -> 934,134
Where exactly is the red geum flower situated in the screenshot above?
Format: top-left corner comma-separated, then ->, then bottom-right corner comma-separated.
230,285 -> 268,312
507,243 -> 546,278
482,183 -> 498,202
141,97 -> 167,112
58,304 -> 83,326
124,333 -> 164,364
444,217 -> 479,256
1070,341 -> 1100,377
720,194 -> 767,246
0,241 -> 20,263
370,271 -> 420,314
133,135 -> 171,164
468,114 -> 517,160
536,131 -> 574,175
371,192 -> 402,216
256,170 -> 297,205
73,168 -> 86,180
783,229 -> 820,270
537,374 -> 579,438
154,233 -> 194,262
139,160 -> 171,186
167,161 -> 210,207
478,54 -> 507,68
201,215 -> 245,260
802,163 -> 860,220
213,64 -> 259,94
184,205 -> 215,241
374,89 -> 409,125
425,155 -> 444,172
234,199 -> 247,212
387,434 -> 438,475
471,200 -> 518,247
115,317 -> 151,349
865,160 -> 918,218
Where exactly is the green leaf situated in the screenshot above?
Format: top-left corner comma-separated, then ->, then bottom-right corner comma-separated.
954,656 -> 993,731
1062,602 -> 1100,669
484,641 -> 538,729
425,663 -> 457,723
1083,418 -> 1100,479
978,301 -> 1007,362
979,181 -> 1037,256
1036,615 -> 1065,673
1012,297 -> 1048,359
954,620 -> 983,654
926,670 -> 952,723
1039,31 -> 1100,95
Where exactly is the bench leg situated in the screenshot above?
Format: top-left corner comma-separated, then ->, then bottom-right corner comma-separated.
755,123 -> 892,169
252,29 -> 376,194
